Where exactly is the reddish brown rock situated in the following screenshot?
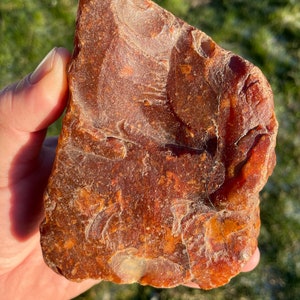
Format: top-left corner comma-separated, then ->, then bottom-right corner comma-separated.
40,0 -> 278,289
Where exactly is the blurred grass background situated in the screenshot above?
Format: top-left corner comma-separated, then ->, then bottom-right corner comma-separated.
1,0 -> 299,299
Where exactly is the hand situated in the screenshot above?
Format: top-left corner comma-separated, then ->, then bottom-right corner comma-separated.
0,48 -> 99,300
0,48 -> 260,299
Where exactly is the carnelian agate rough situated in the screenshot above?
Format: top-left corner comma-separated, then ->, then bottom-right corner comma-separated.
40,0 -> 278,289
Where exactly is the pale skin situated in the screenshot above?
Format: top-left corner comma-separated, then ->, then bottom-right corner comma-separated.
0,48 -> 260,299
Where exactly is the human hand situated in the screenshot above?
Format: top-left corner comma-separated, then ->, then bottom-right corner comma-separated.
0,48 -> 99,300
0,48 -> 260,299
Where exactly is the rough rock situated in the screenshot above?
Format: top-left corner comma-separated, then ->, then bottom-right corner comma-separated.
40,0 -> 278,289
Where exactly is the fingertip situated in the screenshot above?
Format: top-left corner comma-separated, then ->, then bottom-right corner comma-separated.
241,247 -> 260,272
183,248 -> 260,290
28,47 -> 71,131
183,282 -> 200,289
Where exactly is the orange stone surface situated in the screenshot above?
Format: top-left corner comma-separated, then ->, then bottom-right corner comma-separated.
40,0 -> 278,289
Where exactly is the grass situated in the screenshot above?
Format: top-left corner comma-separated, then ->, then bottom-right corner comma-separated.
1,0 -> 299,299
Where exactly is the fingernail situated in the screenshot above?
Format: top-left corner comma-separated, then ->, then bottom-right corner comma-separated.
29,48 -> 57,84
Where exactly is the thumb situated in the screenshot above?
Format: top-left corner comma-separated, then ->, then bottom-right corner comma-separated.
0,47 -> 70,186
0,47 -> 70,133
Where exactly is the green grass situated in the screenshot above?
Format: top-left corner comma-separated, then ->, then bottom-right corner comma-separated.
1,0 -> 299,299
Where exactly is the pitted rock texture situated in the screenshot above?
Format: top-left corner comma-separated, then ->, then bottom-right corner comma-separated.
40,0 -> 278,289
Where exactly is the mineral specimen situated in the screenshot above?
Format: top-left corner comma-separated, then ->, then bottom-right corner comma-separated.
40,0 -> 278,289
